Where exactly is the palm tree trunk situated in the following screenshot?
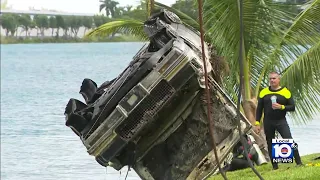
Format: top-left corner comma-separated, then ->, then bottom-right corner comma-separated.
106,9 -> 109,17
150,0 -> 154,14
56,27 -> 60,37
147,0 -> 155,17
236,0 -> 269,160
146,1 -> 149,18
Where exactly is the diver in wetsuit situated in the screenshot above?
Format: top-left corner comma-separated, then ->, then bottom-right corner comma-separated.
222,135 -> 259,172
255,71 -> 303,170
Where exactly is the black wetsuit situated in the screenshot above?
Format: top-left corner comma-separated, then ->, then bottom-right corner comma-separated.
256,86 -> 302,169
223,135 -> 258,171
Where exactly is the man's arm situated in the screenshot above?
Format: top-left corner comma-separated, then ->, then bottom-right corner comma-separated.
255,97 -> 264,125
282,96 -> 295,112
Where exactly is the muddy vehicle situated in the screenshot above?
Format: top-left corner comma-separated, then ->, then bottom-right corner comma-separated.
64,9 -> 252,180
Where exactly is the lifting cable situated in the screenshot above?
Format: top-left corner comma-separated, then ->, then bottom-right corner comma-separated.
235,0 -> 264,179
197,0 -> 228,179
197,0 -> 264,179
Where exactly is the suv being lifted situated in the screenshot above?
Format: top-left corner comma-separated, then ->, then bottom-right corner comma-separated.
64,9 -> 252,180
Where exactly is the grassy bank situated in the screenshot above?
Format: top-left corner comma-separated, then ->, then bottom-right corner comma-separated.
0,35 -> 144,44
209,153 -> 320,180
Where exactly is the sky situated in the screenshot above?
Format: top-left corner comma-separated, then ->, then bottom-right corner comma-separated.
5,0 -> 177,14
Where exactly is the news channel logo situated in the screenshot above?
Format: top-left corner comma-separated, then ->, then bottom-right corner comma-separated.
272,139 -> 298,163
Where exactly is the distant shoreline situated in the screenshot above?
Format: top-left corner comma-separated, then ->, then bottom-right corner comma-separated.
0,35 -> 144,44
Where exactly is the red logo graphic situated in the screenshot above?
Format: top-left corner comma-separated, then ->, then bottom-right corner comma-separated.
281,147 -> 288,154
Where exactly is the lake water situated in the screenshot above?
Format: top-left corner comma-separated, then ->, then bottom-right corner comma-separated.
1,43 -> 320,180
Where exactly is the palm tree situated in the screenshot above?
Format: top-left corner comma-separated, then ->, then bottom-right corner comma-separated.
110,0 -> 119,18
201,0 -> 320,149
148,0 -> 155,16
100,0 -> 111,17
100,0 -> 119,18
86,0 -> 320,154
86,1 -> 199,40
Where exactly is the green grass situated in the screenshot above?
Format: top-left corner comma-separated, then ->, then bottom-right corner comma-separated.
0,35 -> 144,44
209,153 -> 320,180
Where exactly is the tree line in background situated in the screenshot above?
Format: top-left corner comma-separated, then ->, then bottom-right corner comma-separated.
0,0 -> 310,40
0,0 -> 198,40
0,14 -> 109,38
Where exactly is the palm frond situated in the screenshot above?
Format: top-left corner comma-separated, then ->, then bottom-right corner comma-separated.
154,1 -> 199,29
221,74 -> 239,103
255,0 -> 320,123
280,41 -> 320,124
85,19 -> 148,41
99,4 -> 106,12
266,0 -> 320,68
203,0 -> 292,101
283,0 -> 320,46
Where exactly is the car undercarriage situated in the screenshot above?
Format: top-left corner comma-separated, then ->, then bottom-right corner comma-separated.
64,9 -> 253,180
